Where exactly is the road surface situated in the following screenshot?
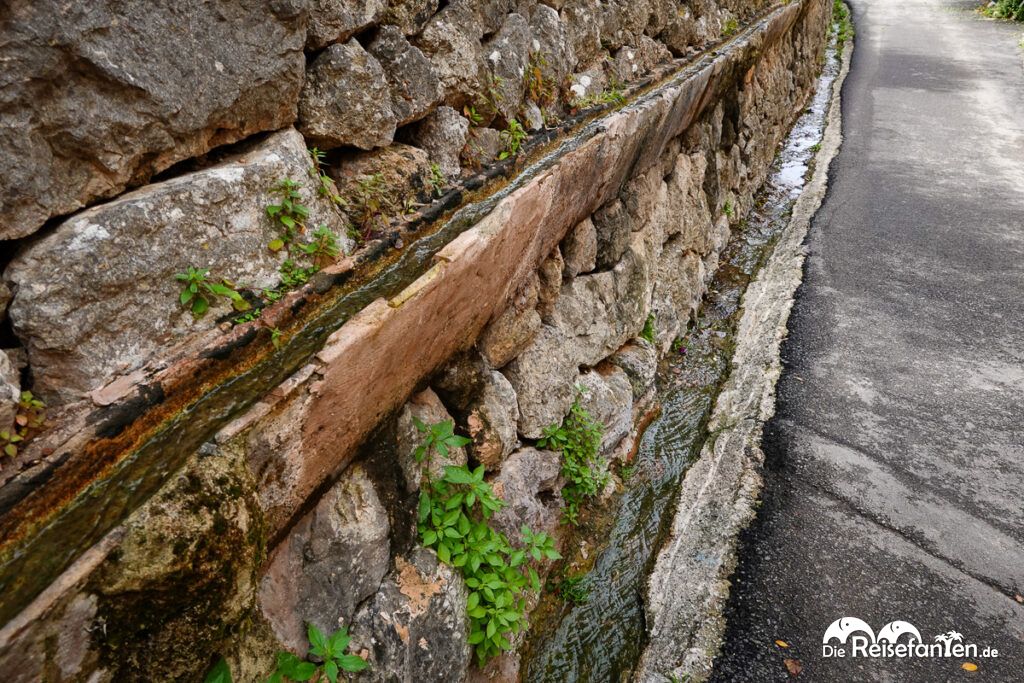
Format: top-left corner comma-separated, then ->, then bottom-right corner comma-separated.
710,0 -> 1024,680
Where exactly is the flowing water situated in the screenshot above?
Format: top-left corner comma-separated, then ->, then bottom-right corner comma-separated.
520,36 -> 842,683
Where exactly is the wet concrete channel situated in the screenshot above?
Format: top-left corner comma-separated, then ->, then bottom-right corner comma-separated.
520,35 -> 843,682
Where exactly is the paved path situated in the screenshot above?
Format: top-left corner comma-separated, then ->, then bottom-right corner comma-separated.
710,0 -> 1024,680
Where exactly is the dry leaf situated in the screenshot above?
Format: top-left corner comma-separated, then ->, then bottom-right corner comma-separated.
961,662 -> 978,672
775,639 -> 790,648
784,658 -> 802,676
1015,594 -> 1023,604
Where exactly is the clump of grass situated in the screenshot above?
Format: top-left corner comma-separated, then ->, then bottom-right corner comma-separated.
833,0 -> 854,49
980,0 -> 1024,20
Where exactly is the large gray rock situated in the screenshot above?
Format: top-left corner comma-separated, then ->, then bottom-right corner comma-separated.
369,25 -> 444,126
395,388 -> 468,492
0,0 -> 305,240
466,371 -> 520,469
561,217 -> 598,278
306,0 -> 386,50
406,106 -> 470,179
559,0 -> 603,67
259,465 -> 390,652
506,227 -> 660,437
299,40 -> 397,150
483,14 -> 532,124
477,275 -> 541,368
351,548 -> 471,683
415,2 -> 486,108
489,447 -> 564,542
3,128 -> 350,404
607,338 -> 658,400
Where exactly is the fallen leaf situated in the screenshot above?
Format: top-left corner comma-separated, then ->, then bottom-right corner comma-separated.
961,662 -> 978,672
1015,594 -> 1023,604
784,658 -> 802,676
775,639 -> 790,648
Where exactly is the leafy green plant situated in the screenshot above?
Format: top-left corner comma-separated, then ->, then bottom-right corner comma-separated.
176,266 -> 251,317
233,308 -> 262,325
538,396 -> 606,525
498,119 -> 527,160
278,259 -> 318,289
412,418 -> 471,464
463,105 -> 485,126
270,327 -> 283,350
427,163 -> 446,198
722,17 -> 739,36
297,225 -> 341,268
268,625 -> 367,683
833,0 -> 854,49
557,574 -> 590,605
2,391 -> 48,459
309,148 -> 346,208
266,179 -> 310,252
570,84 -> 626,111
722,199 -> 734,218
418,464 -> 560,666
640,313 -> 657,344
671,337 -> 688,355
620,464 -> 637,482
204,657 -> 231,683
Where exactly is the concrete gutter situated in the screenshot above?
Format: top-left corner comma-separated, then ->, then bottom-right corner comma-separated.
634,29 -> 855,683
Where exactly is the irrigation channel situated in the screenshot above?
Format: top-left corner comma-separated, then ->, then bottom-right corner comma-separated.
520,34 -> 843,682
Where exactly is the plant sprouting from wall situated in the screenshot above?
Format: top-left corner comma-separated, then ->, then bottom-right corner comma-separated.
412,417 -> 471,464
537,395 -> 607,525
418,462 -> 561,666
1,391 -> 47,460
309,148 -> 346,208
296,225 -> 341,268
640,313 -> 657,344
266,178 -> 310,252
348,172 -> 396,243
203,625 -> 368,683
498,119 -> 527,160
176,266 -> 251,317
524,51 -> 556,110
722,17 -> 739,37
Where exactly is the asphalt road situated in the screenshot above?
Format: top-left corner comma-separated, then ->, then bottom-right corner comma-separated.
710,0 -> 1024,681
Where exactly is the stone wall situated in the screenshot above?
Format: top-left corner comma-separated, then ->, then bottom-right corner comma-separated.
0,0 -> 828,680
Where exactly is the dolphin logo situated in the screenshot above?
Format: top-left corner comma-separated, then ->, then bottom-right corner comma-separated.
823,617 -> 876,644
877,621 -> 922,644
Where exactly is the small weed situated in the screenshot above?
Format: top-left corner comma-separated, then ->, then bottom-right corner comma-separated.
640,313 -> 657,344
620,463 -> 637,482
233,308 -> 261,325
722,17 -> 739,36
810,142 -> 822,153
671,337 -> 688,355
418,462 -> 560,666
175,266 -> 250,317
723,199 -> 735,218
270,327 -> 283,350
203,657 -> 231,683
296,224 -> 341,268
557,575 -> 590,605
278,259 -> 318,289
309,148 -> 346,208
2,390 -> 49,460
570,84 -> 626,111
463,105 -> 485,126
412,417 -> 471,464
266,178 -> 310,252
833,0 -> 854,49
538,395 -> 607,525
498,119 -> 528,160
980,0 -> 1024,20
269,624 -> 368,682
427,162 -> 446,198
525,51 -> 556,109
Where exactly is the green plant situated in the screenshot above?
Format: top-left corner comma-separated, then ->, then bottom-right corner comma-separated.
570,84 -> 626,111
557,574 -> 590,605
309,148 -> 346,208
176,266 -> 251,317
270,327 -> 283,349
498,119 -> 528,160
722,199 -> 734,218
980,0 -> 1023,20
833,0 -> 854,49
427,162 -> 446,198
297,225 -> 341,268
810,142 -> 822,153
266,179 -> 310,252
620,464 -> 637,482
204,657 -> 231,683
538,396 -> 606,525
269,624 -> 368,683
463,105 -> 485,126
418,464 -> 560,666
279,259 -> 318,289
722,17 -> 739,36
233,308 -> 262,325
640,313 -> 657,343
2,391 -> 48,459
671,337 -> 687,355
412,418 -> 471,464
